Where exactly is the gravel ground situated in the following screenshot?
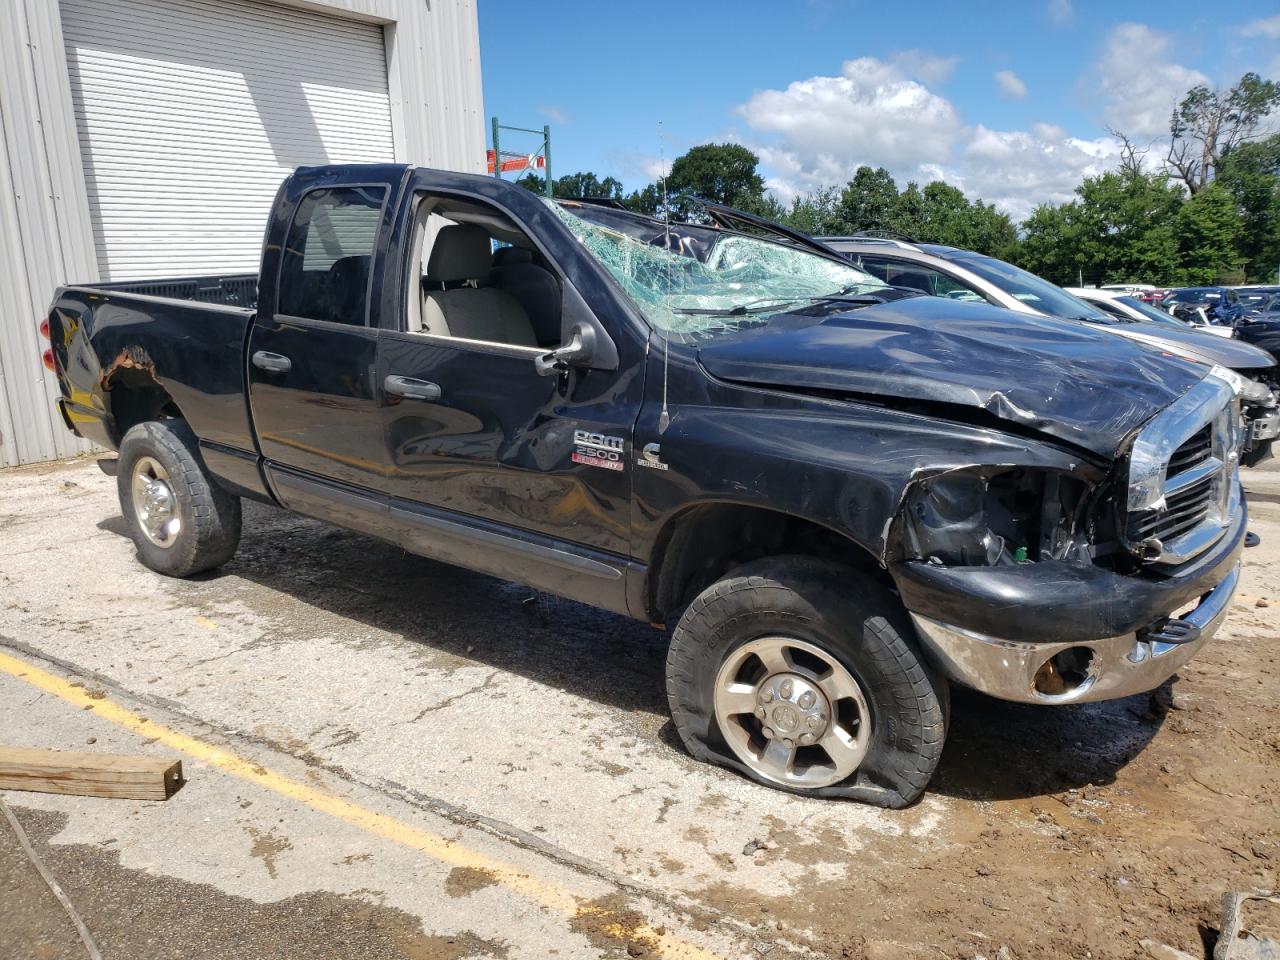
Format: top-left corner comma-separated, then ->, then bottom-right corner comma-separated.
1,455 -> 1277,959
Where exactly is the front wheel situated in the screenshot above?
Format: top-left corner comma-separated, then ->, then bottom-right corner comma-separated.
117,420 -> 241,577
665,556 -> 948,808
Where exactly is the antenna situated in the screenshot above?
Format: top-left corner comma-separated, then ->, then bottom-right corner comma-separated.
658,122 -> 671,434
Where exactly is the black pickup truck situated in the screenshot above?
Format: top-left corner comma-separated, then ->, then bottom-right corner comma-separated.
45,164 -> 1246,807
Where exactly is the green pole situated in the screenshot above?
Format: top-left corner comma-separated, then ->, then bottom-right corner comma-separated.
491,116 -> 501,179
543,124 -> 552,198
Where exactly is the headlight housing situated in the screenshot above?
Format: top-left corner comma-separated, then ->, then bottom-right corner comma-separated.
901,466 -> 1097,567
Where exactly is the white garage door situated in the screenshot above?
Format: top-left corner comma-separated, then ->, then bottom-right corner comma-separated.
61,0 -> 396,281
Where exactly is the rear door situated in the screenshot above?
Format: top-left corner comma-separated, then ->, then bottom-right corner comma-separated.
248,175 -> 397,500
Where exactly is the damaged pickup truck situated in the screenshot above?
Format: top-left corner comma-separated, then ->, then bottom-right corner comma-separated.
45,165 -> 1246,807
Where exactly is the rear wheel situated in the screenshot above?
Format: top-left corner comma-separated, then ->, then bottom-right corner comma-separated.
665,556 -> 948,807
117,420 -> 241,577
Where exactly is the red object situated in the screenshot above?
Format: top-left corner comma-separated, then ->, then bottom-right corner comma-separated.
39,317 -> 50,339
485,149 -> 546,174
42,348 -> 55,372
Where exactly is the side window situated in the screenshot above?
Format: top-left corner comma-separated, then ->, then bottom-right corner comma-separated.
405,194 -> 562,349
278,186 -> 385,325
863,257 -> 982,302
1093,299 -> 1127,318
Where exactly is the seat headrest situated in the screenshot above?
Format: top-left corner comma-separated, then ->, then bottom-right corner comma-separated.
492,246 -> 534,267
426,224 -> 493,283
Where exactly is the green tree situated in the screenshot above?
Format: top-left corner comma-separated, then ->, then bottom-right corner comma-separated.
515,170 -> 624,200
1217,133 -> 1280,281
1175,182 -> 1245,284
665,143 -> 767,215
781,187 -> 846,236
836,166 -> 899,234
1015,169 -> 1184,286
622,183 -> 663,216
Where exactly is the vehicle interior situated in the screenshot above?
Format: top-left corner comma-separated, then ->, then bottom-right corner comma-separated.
406,194 -> 563,349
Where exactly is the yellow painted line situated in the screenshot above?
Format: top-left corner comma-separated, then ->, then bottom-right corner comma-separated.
0,649 -> 722,960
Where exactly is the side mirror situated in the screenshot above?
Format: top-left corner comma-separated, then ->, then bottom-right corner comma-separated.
534,281 -> 620,377
535,323 -> 597,377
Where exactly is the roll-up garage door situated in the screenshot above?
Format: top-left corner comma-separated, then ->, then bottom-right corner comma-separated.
60,0 -> 396,281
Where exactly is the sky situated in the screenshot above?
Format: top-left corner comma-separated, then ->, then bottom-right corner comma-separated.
478,0 -> 1280,221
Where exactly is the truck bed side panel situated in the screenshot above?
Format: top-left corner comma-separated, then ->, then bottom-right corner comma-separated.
49,287 -> 257,455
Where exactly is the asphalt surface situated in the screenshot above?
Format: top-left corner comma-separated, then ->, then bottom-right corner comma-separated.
1,455 -> 1278,959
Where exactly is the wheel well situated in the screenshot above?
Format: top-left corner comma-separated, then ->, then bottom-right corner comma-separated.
106,370 -> 182,445
648,503 -> 885,623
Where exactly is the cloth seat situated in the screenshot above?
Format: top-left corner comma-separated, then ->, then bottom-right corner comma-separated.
490,247 -> 562,346
418,224 -> 538,347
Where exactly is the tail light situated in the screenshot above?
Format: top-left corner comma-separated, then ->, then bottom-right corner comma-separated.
39,317 -> 54,371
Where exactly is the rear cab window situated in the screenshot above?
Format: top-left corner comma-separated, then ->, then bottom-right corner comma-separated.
278,186 -> 386,325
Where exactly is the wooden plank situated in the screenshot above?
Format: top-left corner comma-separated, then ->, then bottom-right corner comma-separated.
0,746 -> 182,800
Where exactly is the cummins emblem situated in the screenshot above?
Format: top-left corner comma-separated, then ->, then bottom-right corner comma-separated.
637,442 -> 669,471
572,429 -> 625,471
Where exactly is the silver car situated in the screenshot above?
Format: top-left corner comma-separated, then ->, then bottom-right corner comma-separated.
819,237 -> 1279,465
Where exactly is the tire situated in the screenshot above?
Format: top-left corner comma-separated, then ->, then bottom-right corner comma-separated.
116,419 -> 241,577
666,556 -> 948,808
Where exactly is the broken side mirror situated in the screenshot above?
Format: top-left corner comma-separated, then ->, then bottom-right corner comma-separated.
535,323 -> 597,377
534,281 -> 619,377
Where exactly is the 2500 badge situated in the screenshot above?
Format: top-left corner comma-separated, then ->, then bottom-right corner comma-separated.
572,429 -> 625,471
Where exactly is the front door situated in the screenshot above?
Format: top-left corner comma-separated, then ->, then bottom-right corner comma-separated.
377,334 -> 636,558
372,188 -> 644,612
247,183 -> 390,494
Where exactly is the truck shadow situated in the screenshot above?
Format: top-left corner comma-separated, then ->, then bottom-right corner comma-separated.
98,501 -> 1169,802
930,685 -> 1169,801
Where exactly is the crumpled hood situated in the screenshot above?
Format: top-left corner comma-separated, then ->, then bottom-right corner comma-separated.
697,296 -> 1210,458
1102,321 -> 1274,371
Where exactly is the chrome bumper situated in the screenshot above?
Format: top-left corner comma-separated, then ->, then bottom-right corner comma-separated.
909,563 -> 1240,704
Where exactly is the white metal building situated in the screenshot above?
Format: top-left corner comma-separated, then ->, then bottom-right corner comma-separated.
0,0 -> 485,467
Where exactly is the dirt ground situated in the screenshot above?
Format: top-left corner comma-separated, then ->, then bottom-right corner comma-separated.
1,456 -> 1277,960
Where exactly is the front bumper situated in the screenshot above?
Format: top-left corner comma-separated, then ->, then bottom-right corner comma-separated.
910,563 -> 1239,704
894,489 -> 1246,704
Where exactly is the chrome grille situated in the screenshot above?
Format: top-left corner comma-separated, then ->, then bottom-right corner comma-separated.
1127,373 -> 1241,565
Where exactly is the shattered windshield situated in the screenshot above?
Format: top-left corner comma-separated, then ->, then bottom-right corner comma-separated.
546,200 -> 890,338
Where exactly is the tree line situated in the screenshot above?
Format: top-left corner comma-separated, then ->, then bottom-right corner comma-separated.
518,72 -> 1280,286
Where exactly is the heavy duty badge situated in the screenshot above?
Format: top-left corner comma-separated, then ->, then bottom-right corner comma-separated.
572,429 -> 625,471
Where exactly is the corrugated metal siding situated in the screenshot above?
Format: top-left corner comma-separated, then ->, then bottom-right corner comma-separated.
0,0 -> 97,468
62,0 -> 396,280
0,0 -> 484,467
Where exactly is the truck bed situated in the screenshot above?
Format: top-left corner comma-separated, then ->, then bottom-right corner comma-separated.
90,273 -> 258,310
48,279 -> 259,457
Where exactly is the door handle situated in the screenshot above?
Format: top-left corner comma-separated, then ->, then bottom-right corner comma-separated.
252,351 -> 292,374
384,375 -> 442,401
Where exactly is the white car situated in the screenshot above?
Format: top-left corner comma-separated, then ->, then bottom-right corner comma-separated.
1099,283 -> 1157,294
1067,287 -> 1235,339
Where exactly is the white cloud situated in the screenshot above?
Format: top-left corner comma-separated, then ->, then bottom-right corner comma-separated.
536,104 -> 571,126
1090,23 -> 1208,140
1239,14 -> 1280,39
737,56 -> 963,198
888,49 -> 960,86
995,70 -> 1027,100
1046,0 -> 1073,25
959,125 -> 1117,219
734,56 -> 1120,221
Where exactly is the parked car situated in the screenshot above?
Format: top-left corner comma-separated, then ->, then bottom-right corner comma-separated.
1067,287 -> 1234,338
1100,283 -> 1156,295
1161,287 -> 1245,327
817,236 -> 1278,465
45,165 -> 1248,807
1234,286 -> 1280,316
